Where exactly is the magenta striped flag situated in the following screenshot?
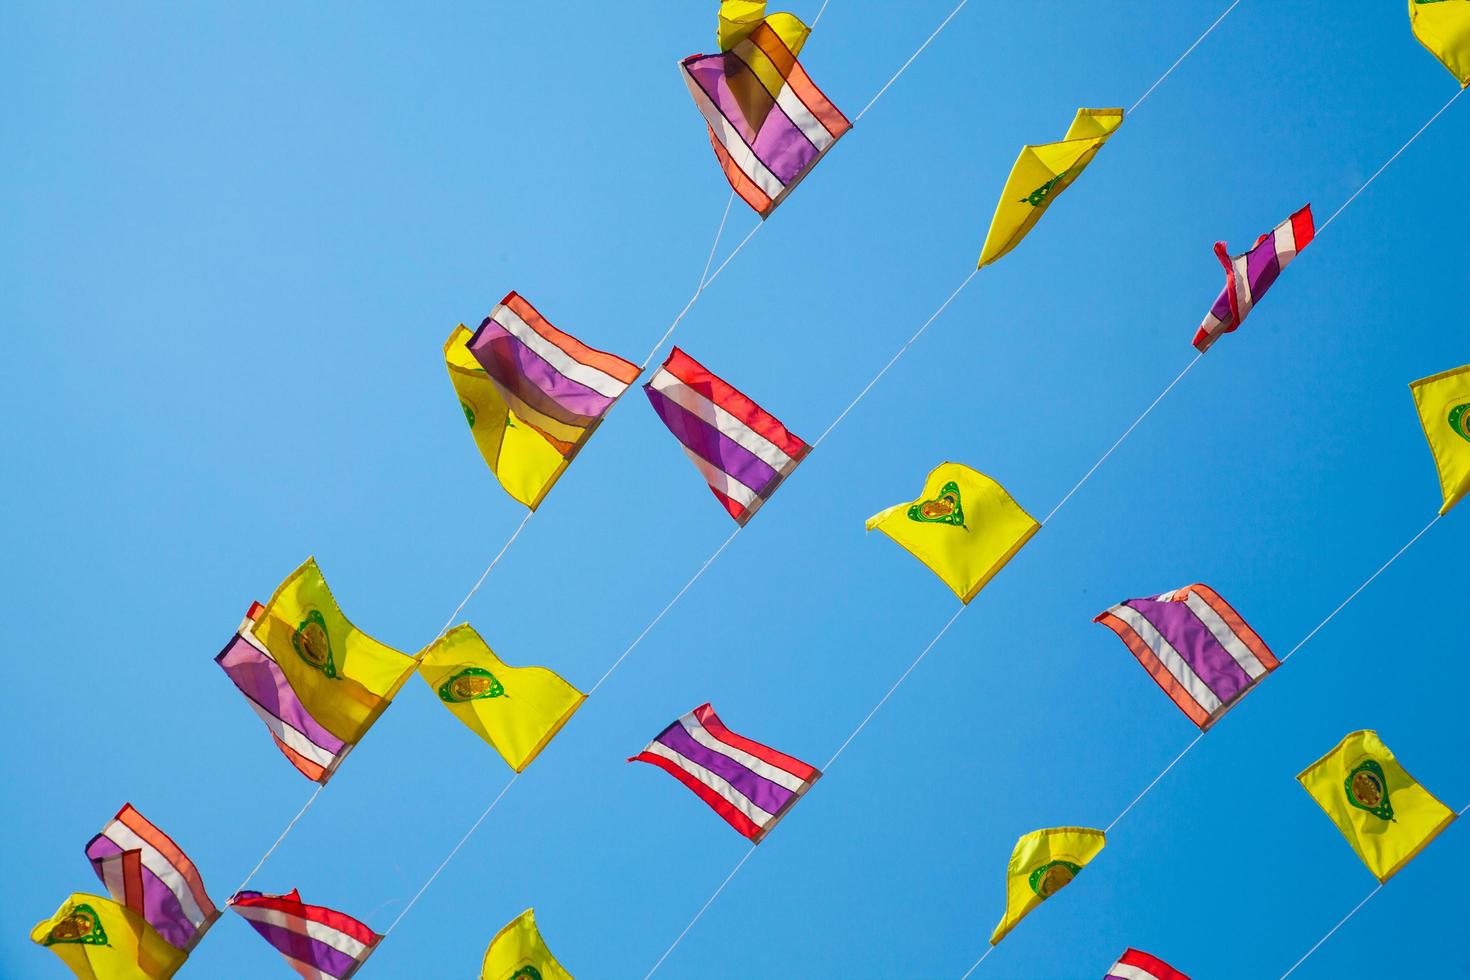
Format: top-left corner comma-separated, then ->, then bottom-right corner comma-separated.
1193,204 -> 1314,352
644,347 -> 809,525
1105,948 -> 1190,980
85,804 -> 219,952
230,889 -> 380,980
629,703 -> 820,843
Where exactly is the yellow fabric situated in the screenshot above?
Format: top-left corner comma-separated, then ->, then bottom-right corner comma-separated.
481,908 -> 574,980
717,2 -> 808,55
32,893 -> 187,980
251,558 -> 417,745
989,828 -> 1105,946
978,108 -> 1125,267
1410,0 -> 1470,86
445,325 -> 568,511
1410,364 -> 1470,515
866,462 -> 1039,604
1298,729 -> 1456,883
418,625 -> 586,773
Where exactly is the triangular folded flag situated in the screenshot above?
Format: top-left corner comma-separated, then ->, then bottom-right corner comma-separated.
481,908 -> 574,980
1410,364 -> 1470,515
1410,0 -> 1470,86
32,893 -> 187,980
1105,948 -> 1190,980
1095,583 -> 1279,730
418,624 -> 586,772
717,0 -> 808,53
1297,730 -> 1455,883
978,108 -> 1125,267
85,805 -> 218,953
230,889 -> 380,980
866,462 -> 1039,603
989,827 -> 1106,946
645,347 -> 810,525
630,703 -> 820,843
1192,205 -> 1314,352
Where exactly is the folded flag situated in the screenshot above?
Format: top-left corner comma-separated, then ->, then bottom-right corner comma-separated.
1410,0 -> 1470,86
230,889 -> 380,980
1094,583 -> 1279,730
630,702 -> 820,842
978,108 -> 1125,267
85,804 -> 218,952
645,347 -> 809,525
1298,730 -> 1456,883
1192,205 -> 1314,352
717,0 -> 807,53
866,462 -> 1039,604
418,624 -> 586,772
481,908 -> 574,980
32,892 -> 187,980
989,827 -> 1106,946
1410,364 -> 1470,515
1105,948 -> 1190,980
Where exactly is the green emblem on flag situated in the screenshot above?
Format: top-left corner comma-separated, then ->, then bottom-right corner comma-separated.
1449,402 -> 1470,443
908,481 -> 966,528
1345,759 -> 1394,820
1028,860 -> 1081,899
292,609 -> 339,679
439,665 -> 505,703
45,904 -> 109,947
461,401 -> 476,429
509,968 -> 543,980
1020,170 -> 1069,207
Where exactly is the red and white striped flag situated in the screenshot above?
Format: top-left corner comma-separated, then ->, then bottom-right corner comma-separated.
1105,947 -> 1190,980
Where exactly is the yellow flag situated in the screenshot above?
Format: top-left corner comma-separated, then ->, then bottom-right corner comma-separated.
866,462 -> 1039,603
1410,0 -> 1470,86
1410,364 -> 1470,515
989,828 -> 1106,946
717,2 -> 808,55
445,325 -> 568,511
251,558 -> 417,746
32,893 -> 187,980
418,624 -> 586,772
1298,729 -> 1455,883
481,908 -> 574,980
978,108 -> 1125,267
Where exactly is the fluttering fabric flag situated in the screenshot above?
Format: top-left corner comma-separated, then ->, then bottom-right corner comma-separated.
978,108 -> 1125,267
866,462 -> 1039,603
1410,0 -> 1470,86
417,624 -> 585,773
1297,730 -> 1456,883
1192,205 -> 1315,352
1410,364 -> 1470,515
85,805 -> 218,952
481,909 -> 574,980
230,889 -> 380,980
630,702 -> 821,842
644,347 -> 809,525
717,0 -> 807,53
1094,583 -> 1279,730
32,893 -> 187,980
682,9 -> 851,217
1104,948 -> 1190,980
989,828 -> 1106,946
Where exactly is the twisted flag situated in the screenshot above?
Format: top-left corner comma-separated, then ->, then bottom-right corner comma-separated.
1410,364 -> 1470,515
1410,0 -> 1470,86
1193,205 -> 1314,352
481,909 -> 575,980
989,827 -> 1106,945
230,889 -> 380,980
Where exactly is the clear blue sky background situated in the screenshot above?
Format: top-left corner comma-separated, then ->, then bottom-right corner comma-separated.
3,1 -> 1466,977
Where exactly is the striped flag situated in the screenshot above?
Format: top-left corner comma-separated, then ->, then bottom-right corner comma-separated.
644,347 -> 809,525
1193,204 -> 1314,352
230,889 -> 380,980
630,703 -> 820,843
85,804 -> 219,952
1105,948 -> 1190,980
1095,583 -> 1279,730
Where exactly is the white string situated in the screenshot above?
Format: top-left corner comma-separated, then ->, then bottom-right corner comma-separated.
699,192 -> 737,289
230,783 -> 324,897
639,220 -> 764,370
957,943 -> 995,980
435,510 -> 534,639
644,846 -> 759,979
1104,733 -> 1205,835
854,0 -> 970,122
1278,884 -> 1383,979
810,0 -> 833,29
1128,0 -> 1244,115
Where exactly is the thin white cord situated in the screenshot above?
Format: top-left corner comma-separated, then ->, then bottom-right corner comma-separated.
230,783 -> 324,897
1104,733 -> 1205,834
644,846 -> 759,979
436,511 -> 534,638
1278,884 -> 1383,979
854,0 -> 970,122
958,943 -> 996,980
699,192 -> 737,289
1128,0 -> 1243,115
810,0 -> 833,29
639,220 -> 764,370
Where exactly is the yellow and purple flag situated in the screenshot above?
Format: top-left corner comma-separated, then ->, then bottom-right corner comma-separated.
1410,364 -> 1470,515
989,827 -> 1106,945
1410,0 -> 1470,86
481,909 -> 574,980
32,893 -> 188,980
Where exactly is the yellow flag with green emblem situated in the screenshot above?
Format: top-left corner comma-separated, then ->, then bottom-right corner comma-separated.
1298,730 -> 1456,883
481,908 -> 574,980
1410,364 -> 1470,515
989,828 -> 1106,946
978,108 -> 1124,267
866,462 -> 1039,603
418,624 -> 586,772
1410,0 -> 1470,86
32,893 -> 187,980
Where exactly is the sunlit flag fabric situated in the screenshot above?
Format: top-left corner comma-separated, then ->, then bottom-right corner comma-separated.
85,804 -> 218,952
1192,205 -> 1315,352
1297,730 -> 1456,883
32,893 -> 187,980
417,624 -> 586,773
978,108 -> 1124,267
230,889 -> 380,980
629,702 -> 820,842
1094,583 -> 1279,730
1410,364 -> 1470,515
481,909 -> 574,980
866,462 -> 1039,603
989,828 -> 1106,946
644,347 -> 810,525
1104,948 -> 1190,980
1410,0 -> 1470,86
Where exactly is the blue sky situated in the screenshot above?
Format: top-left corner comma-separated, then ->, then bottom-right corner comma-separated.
3,1 -> 1467,977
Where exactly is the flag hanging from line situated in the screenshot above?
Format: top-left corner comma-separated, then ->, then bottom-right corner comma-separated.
989,827 -> 1106,946
85,804 -> 218,952
717,1 -> 807,53
1410,363 -> 1470,515
230,889 -> 380,980
1094,583 -> 1279,730
1192,205 -> 1314,352
1410,0 -> 1470,86
32,892 -> 187,980
645,347 -> 810,525
481,908 -> 575,980
630,702 -> 820,843
1104,948 -> 1190,980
